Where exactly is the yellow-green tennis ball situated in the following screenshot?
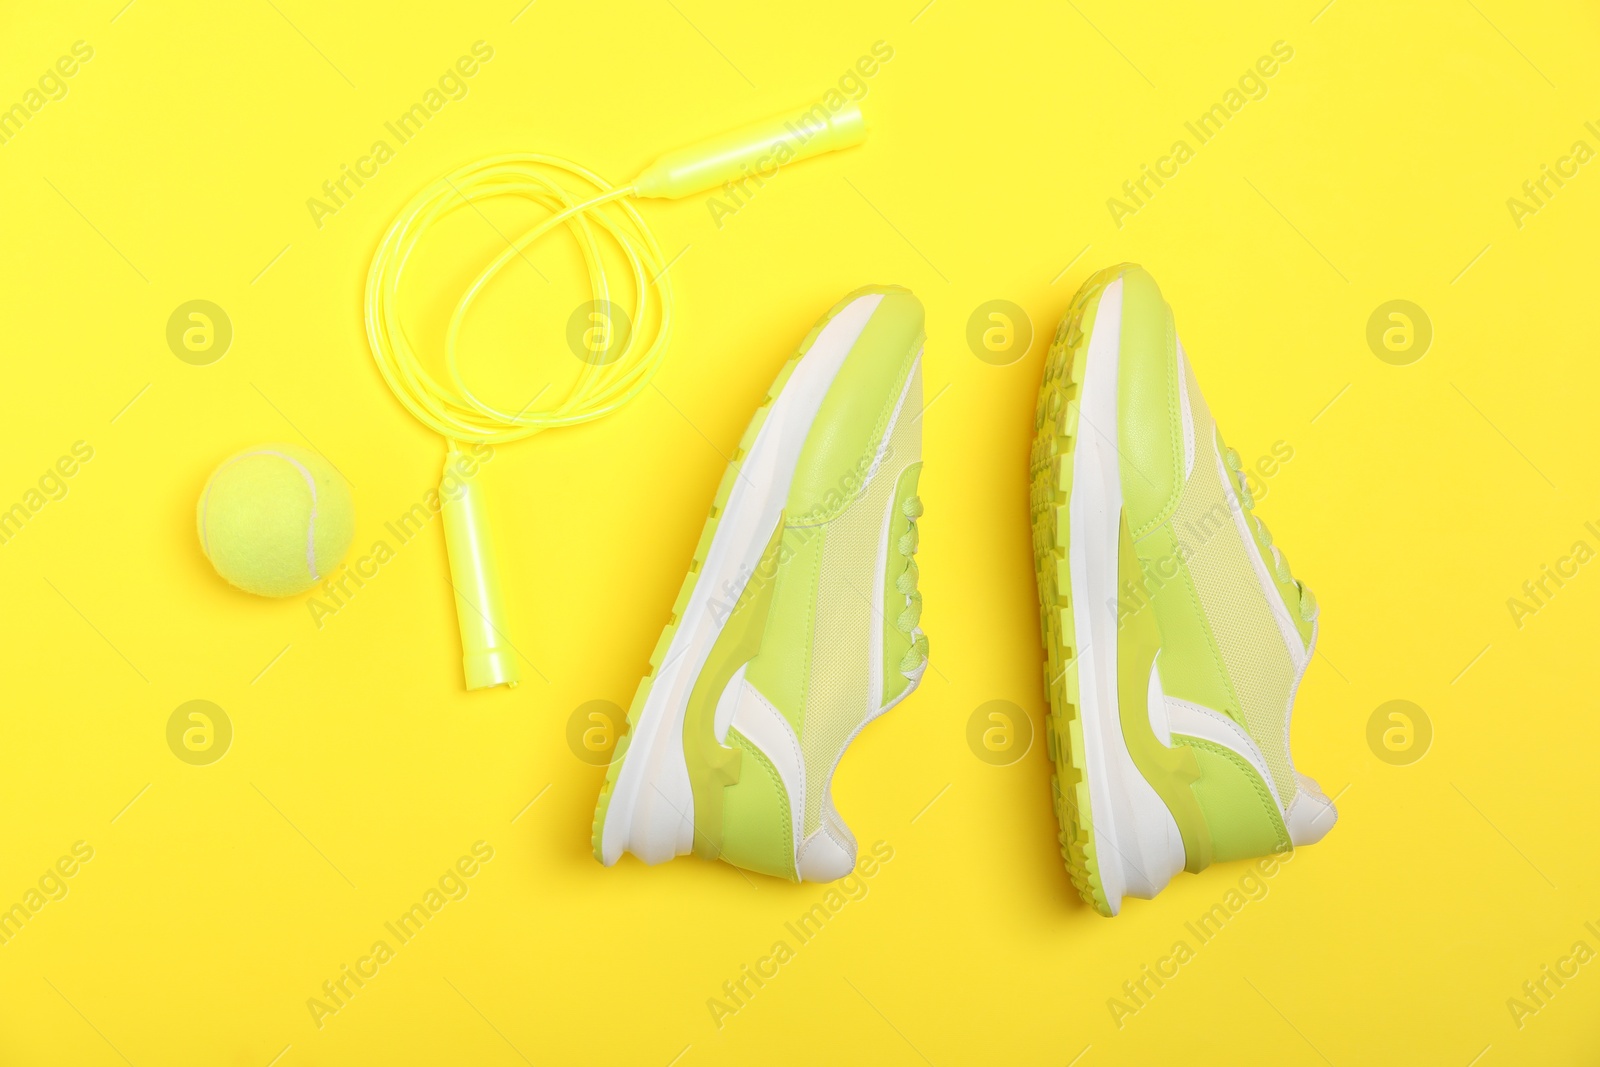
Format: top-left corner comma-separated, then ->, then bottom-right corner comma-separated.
197,444 -> 354,597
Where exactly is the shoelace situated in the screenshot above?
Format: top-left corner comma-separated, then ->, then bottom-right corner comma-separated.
895,494 -> 929,674
1223,447 -> 1319,624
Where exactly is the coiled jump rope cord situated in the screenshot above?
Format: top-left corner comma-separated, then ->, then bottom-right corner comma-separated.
366,154 -> 671,449
362,103 -> 867,691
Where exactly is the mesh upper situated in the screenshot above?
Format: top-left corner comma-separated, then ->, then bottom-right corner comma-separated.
798,363 -> 923,837
1166,430 -> 1300,803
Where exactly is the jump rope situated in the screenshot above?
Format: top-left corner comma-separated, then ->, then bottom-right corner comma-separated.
364,101 -> 867,689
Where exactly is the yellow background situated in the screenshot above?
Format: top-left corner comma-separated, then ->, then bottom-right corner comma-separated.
3,0 -> 1598,1063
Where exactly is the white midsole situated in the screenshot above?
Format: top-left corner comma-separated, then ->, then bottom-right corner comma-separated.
1067,277 -> 1185,914
599,293 -> 886,866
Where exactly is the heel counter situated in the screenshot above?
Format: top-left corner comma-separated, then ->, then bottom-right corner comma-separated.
719,728 -> 799,880
1176,736 -> 1292,862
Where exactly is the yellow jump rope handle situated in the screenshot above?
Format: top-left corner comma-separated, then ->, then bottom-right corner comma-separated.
440,451 -> 519,690
633,102 -> 866,199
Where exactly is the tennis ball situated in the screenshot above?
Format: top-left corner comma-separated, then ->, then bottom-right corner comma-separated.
197,444 -> 354,597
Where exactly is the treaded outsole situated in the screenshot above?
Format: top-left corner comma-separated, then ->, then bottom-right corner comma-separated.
590,285 -> 908,864
1029,264 -> 1133,917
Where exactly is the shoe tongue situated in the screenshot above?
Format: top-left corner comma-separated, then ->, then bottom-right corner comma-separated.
1285,773 -> 1338,846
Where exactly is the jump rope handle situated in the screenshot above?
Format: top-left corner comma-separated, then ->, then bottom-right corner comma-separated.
632,102 -> 866,199
441,450 -> 519,689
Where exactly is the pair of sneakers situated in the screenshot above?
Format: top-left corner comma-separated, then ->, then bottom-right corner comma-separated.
591,265 -> 1336,914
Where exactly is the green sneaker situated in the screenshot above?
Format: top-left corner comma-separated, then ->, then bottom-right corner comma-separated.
594,287 -> 927,882
1031,264 -> 1335,916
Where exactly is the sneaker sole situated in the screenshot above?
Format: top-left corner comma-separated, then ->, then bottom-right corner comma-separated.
1032,265 -> 1187,916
